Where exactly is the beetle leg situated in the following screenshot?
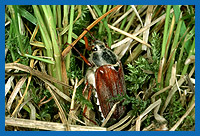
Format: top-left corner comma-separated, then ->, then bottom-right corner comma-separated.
87,85 -> 92,100
82,84 -> 97,125
82,81 -> 89,95
79,54 -> 93,67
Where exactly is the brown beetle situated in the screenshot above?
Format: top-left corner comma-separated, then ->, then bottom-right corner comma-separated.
67,33 -> 126,125
84,40 -> 126,121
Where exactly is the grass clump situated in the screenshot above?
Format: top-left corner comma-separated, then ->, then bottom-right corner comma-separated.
5,5 -> 195,131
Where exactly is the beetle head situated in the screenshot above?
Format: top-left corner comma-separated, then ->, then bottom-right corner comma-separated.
91,40 -> 106,52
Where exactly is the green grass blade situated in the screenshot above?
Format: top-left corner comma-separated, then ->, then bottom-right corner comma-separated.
66,5 -> 75,71
93,5 -> 112,47
52,5 -> 57,25
165,19 -> 182,86
24,54 -> 55,64
161,5 -> 171,58
57,5 -> 62,45
9,5 -> 24,55
177,26 -> 194,74
181,37 -> 195,75
18,6 -> 37,25
173,5 -> 181,23
32,5 -> 53,75
41,5 -> 62,84
62,5 -> 69,46
120,6 -> 131,30
98,5 -> 108,35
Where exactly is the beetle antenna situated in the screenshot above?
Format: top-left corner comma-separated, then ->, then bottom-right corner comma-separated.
83,28 -> 97,41
65,42 -> 81,55
64,42 -> 92,67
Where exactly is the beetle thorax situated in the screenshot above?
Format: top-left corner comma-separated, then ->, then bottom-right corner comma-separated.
89,40 -> 118,67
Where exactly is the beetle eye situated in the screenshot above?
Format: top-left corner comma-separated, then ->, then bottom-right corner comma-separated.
92,46 -> 98,51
